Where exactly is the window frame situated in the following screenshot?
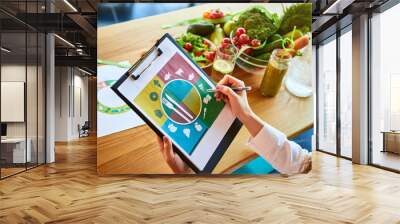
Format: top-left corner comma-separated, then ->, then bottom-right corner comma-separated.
315,24 -> 352,161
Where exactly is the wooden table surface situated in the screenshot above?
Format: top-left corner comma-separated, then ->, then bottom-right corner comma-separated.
97,3 -> 313,174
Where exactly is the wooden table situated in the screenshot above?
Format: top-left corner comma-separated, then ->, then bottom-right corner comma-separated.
381,131 -> 400,154
97,3 -> 313,174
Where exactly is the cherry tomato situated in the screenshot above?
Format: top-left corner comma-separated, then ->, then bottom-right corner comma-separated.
232,36 -> 239,45
221,42 -> 230,49
209,12 -> 216,19
244,48 -> 252,55
194,51 -> 202,57
222,38 -> 230,44
208,9 -> 224,19
236,27 -> 246,37
205,51 -> 215,61
184,42 -> 192,51
251,39 -> 261,47
214,9 -> 224,18
239,34 -> 250,45
210,51 -> 216,60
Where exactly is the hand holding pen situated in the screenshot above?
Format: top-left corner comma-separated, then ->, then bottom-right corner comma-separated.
213,75 -> 253,122
207,86 -> 252,93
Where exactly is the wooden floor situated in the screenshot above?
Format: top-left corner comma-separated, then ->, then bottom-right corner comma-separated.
373,150 -> 400,171
1,136 -> 400,223
1,167 -> 26,178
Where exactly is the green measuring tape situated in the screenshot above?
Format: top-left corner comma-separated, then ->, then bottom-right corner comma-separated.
97,80 -> 131,115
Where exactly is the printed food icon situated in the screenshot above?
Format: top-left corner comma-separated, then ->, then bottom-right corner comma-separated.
183,128 -> 191,138
164,72 -> 171,81
175,68 -> 184,77
203,94 -> 212,104
150,92 -> 158,101
168,123 -> 177,133
194,122 -> 203,132
188,73 -> 195,80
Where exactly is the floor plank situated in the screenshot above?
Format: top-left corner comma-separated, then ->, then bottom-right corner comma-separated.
0,136 -> 400,223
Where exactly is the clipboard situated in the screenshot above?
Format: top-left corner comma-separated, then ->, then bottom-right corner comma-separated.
111,33 -> 242,174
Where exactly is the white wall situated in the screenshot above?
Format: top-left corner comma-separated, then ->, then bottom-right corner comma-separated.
55,66 -> 69,141
72,73 -> 89,138
54,67 -> 89,141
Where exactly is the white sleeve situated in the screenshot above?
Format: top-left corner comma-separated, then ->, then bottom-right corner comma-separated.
247,122 -> 312,175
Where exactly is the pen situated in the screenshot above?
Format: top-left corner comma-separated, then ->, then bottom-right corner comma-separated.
206,86 -> 252,93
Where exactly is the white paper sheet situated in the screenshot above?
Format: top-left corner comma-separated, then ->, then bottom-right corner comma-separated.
97,63 -> 145,137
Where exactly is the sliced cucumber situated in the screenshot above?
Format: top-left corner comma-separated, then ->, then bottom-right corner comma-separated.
213,59 -> 234,74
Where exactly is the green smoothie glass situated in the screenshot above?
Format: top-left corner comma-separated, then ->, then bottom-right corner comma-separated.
260,49 -> 292,97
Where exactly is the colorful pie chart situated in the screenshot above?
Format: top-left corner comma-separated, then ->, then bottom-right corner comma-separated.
161,79 -> 201,125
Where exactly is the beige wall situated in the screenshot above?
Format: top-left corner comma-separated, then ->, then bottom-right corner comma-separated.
54,67 -> 89,141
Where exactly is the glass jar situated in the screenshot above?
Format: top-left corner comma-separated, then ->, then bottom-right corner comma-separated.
260,49 -> 292,97
285,40 -> 312,98
213,45 -> 236,75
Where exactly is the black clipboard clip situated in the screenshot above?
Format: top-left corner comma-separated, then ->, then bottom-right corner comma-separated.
127,42 -> 163,80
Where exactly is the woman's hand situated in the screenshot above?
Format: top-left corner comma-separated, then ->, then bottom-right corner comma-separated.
215,75 -> 263,137
157,136 -> 193,174
214,75 -> 252,122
